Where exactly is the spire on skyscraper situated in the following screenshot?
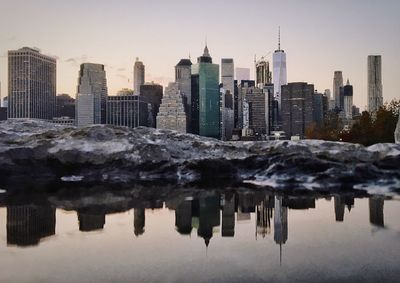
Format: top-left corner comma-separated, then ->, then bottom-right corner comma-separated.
278,26 -> 281,51
347,79 -> 350,85
203,44 -> 210,57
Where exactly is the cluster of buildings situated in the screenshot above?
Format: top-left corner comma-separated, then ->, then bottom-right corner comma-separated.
0,41 -> 384,141
1,192 -> 385,249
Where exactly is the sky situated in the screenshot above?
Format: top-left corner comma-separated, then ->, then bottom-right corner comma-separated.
0,0 -> 399,109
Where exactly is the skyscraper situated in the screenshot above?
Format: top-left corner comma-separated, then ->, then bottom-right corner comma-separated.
221,59 -> 235,140
221,59 -> 235,95
156,82 -> 187,132
333,71 -> 343,109
255,57 -> 272,88
8,47 -> 56,120
134,57 -> 145,95
175,59 -> 192,131
191,45 -> 220,138
76,63 -> 108,127
273,28 -> 287,113
368,55 -> 383,113
281,82 -> 314,139
343,79 -> 353,120
140,83 -> 163,127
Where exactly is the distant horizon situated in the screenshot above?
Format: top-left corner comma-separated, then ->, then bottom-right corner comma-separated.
1,0 -> 399,109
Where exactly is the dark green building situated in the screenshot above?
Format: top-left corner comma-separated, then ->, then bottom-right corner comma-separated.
191,45 -> 220,139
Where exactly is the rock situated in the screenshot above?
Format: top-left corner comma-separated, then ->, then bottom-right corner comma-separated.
395,114 -> 400,144
0,119 -> 399,195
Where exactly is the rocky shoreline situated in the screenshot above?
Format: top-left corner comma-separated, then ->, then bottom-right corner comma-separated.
0,120 -> 399,195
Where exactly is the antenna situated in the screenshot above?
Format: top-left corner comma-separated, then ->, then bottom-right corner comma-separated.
278,26 -> 281,51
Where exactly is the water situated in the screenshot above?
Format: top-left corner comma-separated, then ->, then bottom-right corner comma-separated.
0,187 -> 399,283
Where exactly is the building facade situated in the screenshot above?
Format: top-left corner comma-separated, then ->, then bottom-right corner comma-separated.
76,63 -> 108,127
191,45 -> 220,138
134,57 -> 145,95
255,57 -> 272,88
333,71 -> 343,109
8,47 -> 56,120
106,95 -> 151,128
140,83 -> 163,127
281,82 -> 314,139
368,55 -> 383,113
343,80 -> 353,120
156,82 -> 186,132
175,59 -> 192,131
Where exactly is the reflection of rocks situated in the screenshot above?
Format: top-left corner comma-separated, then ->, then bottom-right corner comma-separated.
7,204 -> 55,246
369,196 -> 384,227
0,120 -> 399,195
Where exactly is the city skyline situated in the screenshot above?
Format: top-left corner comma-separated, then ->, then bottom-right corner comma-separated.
0,0 -> 399,110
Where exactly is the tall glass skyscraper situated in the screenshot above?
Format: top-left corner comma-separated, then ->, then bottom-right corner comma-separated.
333,71 -> 343,109
8,47 -> 56,120
273,29 -> 287,114
76,63 -> 108,127
191,45 -> 220,138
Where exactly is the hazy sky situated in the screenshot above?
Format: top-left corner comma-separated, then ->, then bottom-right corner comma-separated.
0,0 -> 399,109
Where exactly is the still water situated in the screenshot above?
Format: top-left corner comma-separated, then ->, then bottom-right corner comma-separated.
0,188 -> 399,283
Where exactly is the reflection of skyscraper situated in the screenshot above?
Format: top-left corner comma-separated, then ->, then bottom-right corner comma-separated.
134,208 -> 145,236
78,210 -> 106,232
369,196 -> 384,227
334,196 -> 345,222
7,205 -> 56,246
222,193 -> 235,237
175,200 -> 192,235
197,196 -> 220,247
256,195 -> 273,238
274,196 -> 288,245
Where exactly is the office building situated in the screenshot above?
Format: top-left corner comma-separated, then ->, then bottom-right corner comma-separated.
273,29 -> 287,113
175,59 -> 192,131
221,59 -> 235,95
76,63 -> 108,127
368,55 -> 383,113
244,86 -> 267,138
8,47 -> 56,120
134,57 -> 145,95
156,82 -> 187,132
191,45 -> 220,138
140,82 -> 163,127
255,57 -> 272,88
313,91 -> 324,127
107,94 -> 151,128
333,71 -> 343,109
220,87 -> 234,140
343,80 -> 353,119
281,82 -> 314,139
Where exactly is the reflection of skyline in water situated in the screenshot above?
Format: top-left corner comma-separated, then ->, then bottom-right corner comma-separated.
2,191 -> 387,249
